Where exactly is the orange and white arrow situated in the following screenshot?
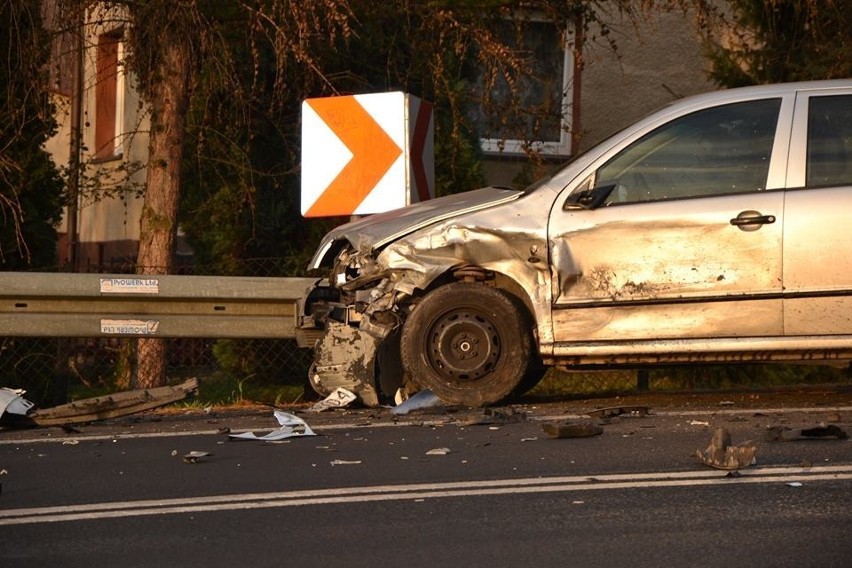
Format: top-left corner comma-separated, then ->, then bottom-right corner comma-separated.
301,94 -> 404,217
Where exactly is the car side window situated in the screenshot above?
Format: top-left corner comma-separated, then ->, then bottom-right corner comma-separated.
595,99 -> 781,204
807,95 -> 852,188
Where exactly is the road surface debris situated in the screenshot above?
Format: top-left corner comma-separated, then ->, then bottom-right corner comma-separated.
541,420 -> 604,439
0,379 -> 199,429
307,387 -> 357,412
460,407 -> 527,426
695,427 -> 757,470
228,410 -> 316,441
391,389 -> 442,415
183,451 -> 213,464
764,424 -> 848,441
587,405 -> 651,419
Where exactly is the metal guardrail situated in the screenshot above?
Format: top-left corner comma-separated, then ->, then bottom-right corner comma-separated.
0,273 -> 319,339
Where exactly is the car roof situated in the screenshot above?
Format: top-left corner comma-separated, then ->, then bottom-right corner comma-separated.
675,79 -> 852,109
545,79 -> 852,192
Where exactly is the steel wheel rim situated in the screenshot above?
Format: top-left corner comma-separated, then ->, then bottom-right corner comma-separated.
426,308 -> 500,381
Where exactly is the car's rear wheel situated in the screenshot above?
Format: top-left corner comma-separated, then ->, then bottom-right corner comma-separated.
400,282 -> 535,406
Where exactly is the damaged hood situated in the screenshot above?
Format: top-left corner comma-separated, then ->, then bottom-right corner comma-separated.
309,187 -> 522,269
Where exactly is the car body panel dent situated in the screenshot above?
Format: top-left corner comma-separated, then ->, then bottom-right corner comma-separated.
376,189 -> 555,340
550,193 -> 784,305
309,187 -> 523,269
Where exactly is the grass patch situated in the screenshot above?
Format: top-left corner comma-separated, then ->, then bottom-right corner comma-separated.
528,364 -> 851,400
191,374 -> 308,407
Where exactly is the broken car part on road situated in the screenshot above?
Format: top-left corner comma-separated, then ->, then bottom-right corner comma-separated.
695,427 -> 757,471
541,420 -> 604,439
0,378 -> 199,429
307,387 -> 357,413
228,411 -> 316,442
296,80 -> 852,409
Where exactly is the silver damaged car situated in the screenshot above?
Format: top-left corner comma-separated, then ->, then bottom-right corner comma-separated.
297,80 -> 852,407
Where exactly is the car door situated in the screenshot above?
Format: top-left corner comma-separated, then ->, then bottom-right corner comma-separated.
548,97 -> 791,343
783,89 -> 852,335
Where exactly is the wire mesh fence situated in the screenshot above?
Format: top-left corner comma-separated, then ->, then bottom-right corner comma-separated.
4,334 -> 850,409
0,336 -> 315,407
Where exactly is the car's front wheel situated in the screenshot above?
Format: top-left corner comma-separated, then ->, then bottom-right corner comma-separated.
400,282 -> 536,406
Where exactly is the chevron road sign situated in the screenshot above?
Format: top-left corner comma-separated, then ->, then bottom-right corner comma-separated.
300,92 -> 434,217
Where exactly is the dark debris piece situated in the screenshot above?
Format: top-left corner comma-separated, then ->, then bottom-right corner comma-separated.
587,406 -> 651,419
765,424 -> 848,442
541,420 -> 604,439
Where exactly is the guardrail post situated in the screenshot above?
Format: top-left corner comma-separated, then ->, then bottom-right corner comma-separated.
637,369 -> 650,392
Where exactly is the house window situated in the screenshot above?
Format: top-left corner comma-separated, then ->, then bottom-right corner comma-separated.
95,30 -> 124,159
472,18 -> 573,156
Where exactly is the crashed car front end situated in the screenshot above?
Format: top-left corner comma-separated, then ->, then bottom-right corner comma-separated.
296,186 -> 553,406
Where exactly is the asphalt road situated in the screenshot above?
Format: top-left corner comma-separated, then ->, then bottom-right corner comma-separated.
1,391 -> 851,567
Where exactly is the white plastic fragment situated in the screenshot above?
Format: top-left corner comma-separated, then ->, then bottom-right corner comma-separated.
183,451 -> 213,463
307,387 -> 357,412
786,482 -> 803,488
229,410 -> 316,441
391,389 -> 441,415
426,447 -> 451,455
0,387 -> 35,418
330,459 -> 362,466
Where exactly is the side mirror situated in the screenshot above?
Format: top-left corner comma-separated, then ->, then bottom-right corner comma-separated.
564,184 -> 616,210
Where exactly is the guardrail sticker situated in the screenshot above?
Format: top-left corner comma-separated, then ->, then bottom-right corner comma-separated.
100,319 -> 161,335
100,278 -> 160,294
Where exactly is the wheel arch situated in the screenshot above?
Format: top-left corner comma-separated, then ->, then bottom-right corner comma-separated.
409,266 -> 535,317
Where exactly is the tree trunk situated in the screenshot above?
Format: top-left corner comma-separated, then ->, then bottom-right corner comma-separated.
135,35 -> 192,389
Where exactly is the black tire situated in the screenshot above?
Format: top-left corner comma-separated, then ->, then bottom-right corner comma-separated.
400,282 -> 536,406
513,356 -> 547,397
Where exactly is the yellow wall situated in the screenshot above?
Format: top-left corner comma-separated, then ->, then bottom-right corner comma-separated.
47,4 -> 149,267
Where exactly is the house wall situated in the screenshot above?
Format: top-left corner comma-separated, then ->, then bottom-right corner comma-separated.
579,7 -> 715,152
48,4 -> 148,270
482,7 -> 715,189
